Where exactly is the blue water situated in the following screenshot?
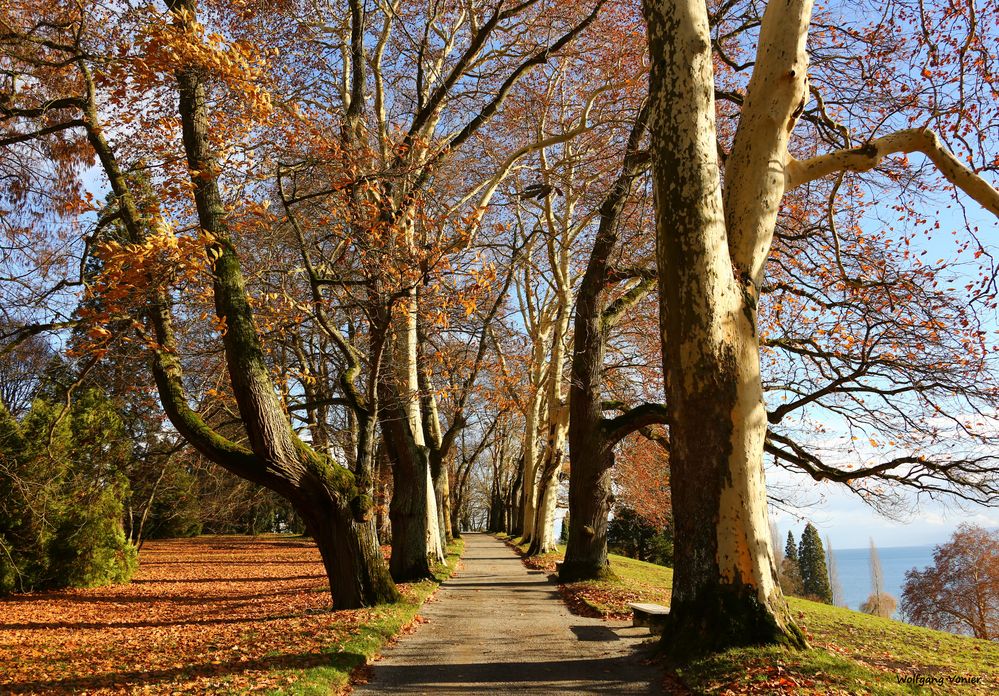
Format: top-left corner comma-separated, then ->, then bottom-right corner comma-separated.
829,545 -> 934,615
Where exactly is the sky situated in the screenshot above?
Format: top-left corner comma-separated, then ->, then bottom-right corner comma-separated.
769,464 -> 999,551
770,192 -> 999,552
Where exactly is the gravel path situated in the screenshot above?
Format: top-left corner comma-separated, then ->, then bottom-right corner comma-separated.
354,533 -> 660,695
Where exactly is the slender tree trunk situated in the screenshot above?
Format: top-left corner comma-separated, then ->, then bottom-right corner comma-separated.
519,382 -> 543,541
509,455 -> 523,536
528,287 -> 571,555
562,104 -> 653,581
439,463 -> 453,542
528,405 -> 568,555
643,0 -> 805,659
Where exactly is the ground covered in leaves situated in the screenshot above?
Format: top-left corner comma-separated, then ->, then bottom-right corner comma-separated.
501,535 -> 999,695
1,535 -> 461,695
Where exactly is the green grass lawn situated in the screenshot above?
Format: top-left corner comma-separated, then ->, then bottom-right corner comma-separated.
499,536 -> 997,695
265,538 -> 464,695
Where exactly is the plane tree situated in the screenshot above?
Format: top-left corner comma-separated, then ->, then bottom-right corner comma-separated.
642,0 -> 999,658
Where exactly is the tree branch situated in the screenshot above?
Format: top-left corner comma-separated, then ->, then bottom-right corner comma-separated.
785,128 -> 999,217
601,402 -> 668,446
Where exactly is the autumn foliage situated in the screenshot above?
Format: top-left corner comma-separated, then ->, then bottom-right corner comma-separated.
901,525 -> 999,640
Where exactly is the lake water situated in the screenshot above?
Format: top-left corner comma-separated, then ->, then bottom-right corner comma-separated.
829,544 -> 935,615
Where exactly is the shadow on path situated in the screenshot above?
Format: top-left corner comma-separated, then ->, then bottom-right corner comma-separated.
356,533 -> 660,695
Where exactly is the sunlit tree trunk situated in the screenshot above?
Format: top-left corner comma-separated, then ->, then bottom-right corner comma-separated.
528,289 -> 570,555
519,334 -> 549,541
643,0 -> 808,658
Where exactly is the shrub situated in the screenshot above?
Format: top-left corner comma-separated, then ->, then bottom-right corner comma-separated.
607,506 -> 673,566
861,592 -> 897,618
0,389 -> 137,594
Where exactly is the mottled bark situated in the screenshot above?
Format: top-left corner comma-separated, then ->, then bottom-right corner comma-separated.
643,0 -> 806,658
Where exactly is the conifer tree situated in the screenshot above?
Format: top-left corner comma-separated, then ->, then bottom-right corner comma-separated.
785,531 -> 799,565
799,523 -> 832,603
779,530 -> 804,596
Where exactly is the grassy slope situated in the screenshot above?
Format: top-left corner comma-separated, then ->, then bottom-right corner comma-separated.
265,538 -> 464,696
499,536 -> 997,695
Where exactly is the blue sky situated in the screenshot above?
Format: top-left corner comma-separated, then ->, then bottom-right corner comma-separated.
771,192 -> 998,551
769,465 -> 999,550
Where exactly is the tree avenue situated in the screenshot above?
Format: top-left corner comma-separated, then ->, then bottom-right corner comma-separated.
2,0 -> 999,668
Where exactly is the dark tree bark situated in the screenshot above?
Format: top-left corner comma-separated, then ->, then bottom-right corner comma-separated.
561,105 -> 666,582
380,398 -> 436,581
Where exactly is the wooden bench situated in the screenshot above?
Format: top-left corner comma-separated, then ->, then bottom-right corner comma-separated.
628,602 -> 669,635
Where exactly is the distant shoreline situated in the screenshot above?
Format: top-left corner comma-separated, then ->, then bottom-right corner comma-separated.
830,544 -> 934,614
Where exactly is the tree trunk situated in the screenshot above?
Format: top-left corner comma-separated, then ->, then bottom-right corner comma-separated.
527,288 -> 571,556
400,291 -> 445,563
302,493 -> 398,609
519,384 -> 543,541
440,464 -> 453,542
429,449 -> 452,544
382,413 -> 436,581
562,448 -> 615,581
528,452 -> 562,554
381,292 -> 444,580
643,0 -> 806,659
528,408 -> 568,556
562,103 -> 652,581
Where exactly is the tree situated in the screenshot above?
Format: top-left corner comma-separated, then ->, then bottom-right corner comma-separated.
0,0 -> 400,608
0,327 -> 53,418
799,524 -> 833,603
607,506 -> 673,567
862,593 -> 897,619
901,525 -> 999,640
641,0 -> 999,658
827,535 -> 844,607
562,102 -> 671,581
785,531 -> 799,567
865,538 -> 892,617
779,531 -> 804,596
2,0 -> 618,598
0,387 -> 137,594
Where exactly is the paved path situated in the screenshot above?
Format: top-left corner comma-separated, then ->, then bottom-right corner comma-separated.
355,533 -> 660,695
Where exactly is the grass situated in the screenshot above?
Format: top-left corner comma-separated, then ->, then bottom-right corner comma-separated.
500,536 -> 997,695
501,536 -> 671,618
269,538 -> 464,695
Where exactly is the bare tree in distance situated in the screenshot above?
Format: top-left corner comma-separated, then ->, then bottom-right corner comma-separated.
826,535 -> 845,608
862,538 -> 895,618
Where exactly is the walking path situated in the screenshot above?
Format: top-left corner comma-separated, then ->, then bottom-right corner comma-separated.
354,533 -> 660,695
